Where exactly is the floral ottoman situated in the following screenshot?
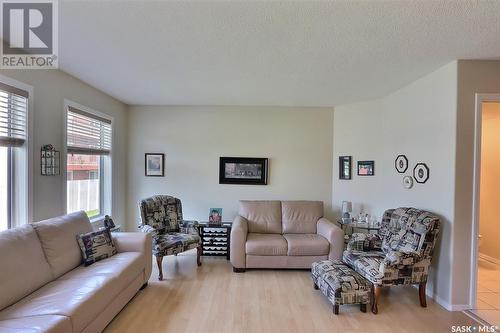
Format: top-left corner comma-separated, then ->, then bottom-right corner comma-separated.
311,260 -> 372,315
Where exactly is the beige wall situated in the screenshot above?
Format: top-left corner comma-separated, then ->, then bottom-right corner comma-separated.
453,60 -> 500,307
479,102 -> 500,261
127,106 -> 334,230
333,61 -> 458,308
0,69 -> 129,225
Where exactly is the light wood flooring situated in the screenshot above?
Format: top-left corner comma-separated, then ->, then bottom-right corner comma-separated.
105,251 -> 476,333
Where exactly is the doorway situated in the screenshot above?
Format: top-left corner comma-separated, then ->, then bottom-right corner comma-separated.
470,96 -> 500,325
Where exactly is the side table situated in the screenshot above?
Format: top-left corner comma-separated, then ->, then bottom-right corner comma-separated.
336,220 -> 380,244
197,222 -> 232,260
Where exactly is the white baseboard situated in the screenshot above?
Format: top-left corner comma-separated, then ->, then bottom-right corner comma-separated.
412,285 -> 470,311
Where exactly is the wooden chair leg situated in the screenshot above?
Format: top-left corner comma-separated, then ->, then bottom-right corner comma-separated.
313,282 -> 319,290
360,303 -> 367,313
333,304 -> 339,315
156,256 -> 164,281
372,285 -> 380,314
419,282 -> 427,307
197,245 -> 202,267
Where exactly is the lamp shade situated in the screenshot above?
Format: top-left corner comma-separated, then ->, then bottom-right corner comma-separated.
341,201 -> 352,213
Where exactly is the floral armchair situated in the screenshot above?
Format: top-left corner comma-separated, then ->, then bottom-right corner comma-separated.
342,207 -> 440,314
139,195 -> 201,280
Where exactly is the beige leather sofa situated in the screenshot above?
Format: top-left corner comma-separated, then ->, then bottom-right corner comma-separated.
0,211 -> 152,333
230,200 -> 344,272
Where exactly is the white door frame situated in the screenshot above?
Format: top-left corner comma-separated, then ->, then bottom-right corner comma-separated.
470,93 -> 500,308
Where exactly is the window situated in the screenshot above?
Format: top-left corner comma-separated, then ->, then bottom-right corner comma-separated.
0,82 -> 28,231
66,105 -> 112,220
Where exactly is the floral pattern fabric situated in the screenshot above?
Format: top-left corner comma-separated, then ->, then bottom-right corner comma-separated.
139,195 -> 201,257
342,207 -> 440,286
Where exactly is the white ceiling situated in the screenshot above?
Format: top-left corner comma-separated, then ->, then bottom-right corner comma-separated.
59,0 -> 500,106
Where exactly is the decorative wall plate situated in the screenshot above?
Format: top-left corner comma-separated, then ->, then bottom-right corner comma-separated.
403,175 -> 413,189
395,155 -> 408,173
413,163 -> 429,184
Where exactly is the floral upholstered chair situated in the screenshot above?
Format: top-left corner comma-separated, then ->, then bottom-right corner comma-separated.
342,207 -> 440,314
139,195 -> 201,280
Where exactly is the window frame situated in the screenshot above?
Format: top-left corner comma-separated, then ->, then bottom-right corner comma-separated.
63,100 -> 113,223
0,74 -> 33,228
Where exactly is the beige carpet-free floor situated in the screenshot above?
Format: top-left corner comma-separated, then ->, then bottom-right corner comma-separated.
104,251 -> 476,333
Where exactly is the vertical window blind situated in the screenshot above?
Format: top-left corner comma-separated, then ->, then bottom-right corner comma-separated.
67,106 -> 112,155
0,82 -> 28,147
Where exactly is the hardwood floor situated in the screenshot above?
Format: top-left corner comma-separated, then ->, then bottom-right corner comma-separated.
105,251 -> 476,333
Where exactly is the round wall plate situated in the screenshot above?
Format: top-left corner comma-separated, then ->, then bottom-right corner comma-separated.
395,155 -> 408,173
413,163 -> 430,184
403,175 -> 413,189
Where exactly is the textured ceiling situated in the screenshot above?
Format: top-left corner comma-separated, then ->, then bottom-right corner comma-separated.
59,0 -> 500,106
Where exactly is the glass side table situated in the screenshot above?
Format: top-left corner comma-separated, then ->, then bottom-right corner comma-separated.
336,219 -> 381,244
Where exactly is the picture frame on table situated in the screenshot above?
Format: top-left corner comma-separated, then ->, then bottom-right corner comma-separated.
145,153 -> 165,177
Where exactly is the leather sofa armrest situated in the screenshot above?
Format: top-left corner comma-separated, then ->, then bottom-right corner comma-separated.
230,215 -> 248,269
317,217 -> 344,260
112,232 -> 152,283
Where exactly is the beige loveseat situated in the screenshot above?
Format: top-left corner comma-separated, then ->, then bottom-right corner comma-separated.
0,211 -> 152,333
230,200 -> 344,272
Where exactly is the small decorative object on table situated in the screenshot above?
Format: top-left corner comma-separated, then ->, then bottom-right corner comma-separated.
198,221 -> 232,260
40,144 -> 60,176
103,215 -> 116,229
311,260 -> 372,315
341,201 -> 352,219
208,208 -> 222,226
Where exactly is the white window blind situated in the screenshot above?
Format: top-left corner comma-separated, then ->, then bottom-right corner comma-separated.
0,82 -> 28,147
67,106 -> 112,155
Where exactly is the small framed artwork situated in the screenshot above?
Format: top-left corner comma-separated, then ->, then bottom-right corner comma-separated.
219,157 -> 268,185
209,208 -> 222,225
395,155 -> 408,173
145,153 -> 165,177
339,156 -> 352,180
357,160 -> 375,176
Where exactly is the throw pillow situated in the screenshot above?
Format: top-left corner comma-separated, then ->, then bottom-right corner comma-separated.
77,229 -> 117,266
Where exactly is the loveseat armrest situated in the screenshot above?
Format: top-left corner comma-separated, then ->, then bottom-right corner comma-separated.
317,217 -> 344,260
230,215 -> 248,270
383,249 -> 422,266
112,232 -> 152,283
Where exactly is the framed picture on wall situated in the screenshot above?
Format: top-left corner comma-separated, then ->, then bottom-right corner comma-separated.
357,160 -> 375,176
339,156 -> 352,180
219,157 -> 268,185
145,153 -> 165,177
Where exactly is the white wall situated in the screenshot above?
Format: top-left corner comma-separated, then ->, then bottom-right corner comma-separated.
332,62 -> 458,308
0,69 -> 128,224
127,106 -> 333,230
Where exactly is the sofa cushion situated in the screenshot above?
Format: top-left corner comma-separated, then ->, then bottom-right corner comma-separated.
246,233 -> 288,256
77,228 -> 117,266
0,225 -> 53,311
0,252 -> 143,333
239,200 -> 282,234
283,234 -> 329,256
0,315 -> 72,333
282,201 -> 323,234
33,211 -> 93,278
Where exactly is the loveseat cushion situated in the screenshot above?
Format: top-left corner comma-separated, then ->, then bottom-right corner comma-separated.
246,233 -> 288,256
0,252 -> 143,333
0,225 -> 53,311
0,315 -> 72,333
283,234 -> 329,256
239,200 -> 282,234
282,201 -> 323,234
33,211 -> 93,278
